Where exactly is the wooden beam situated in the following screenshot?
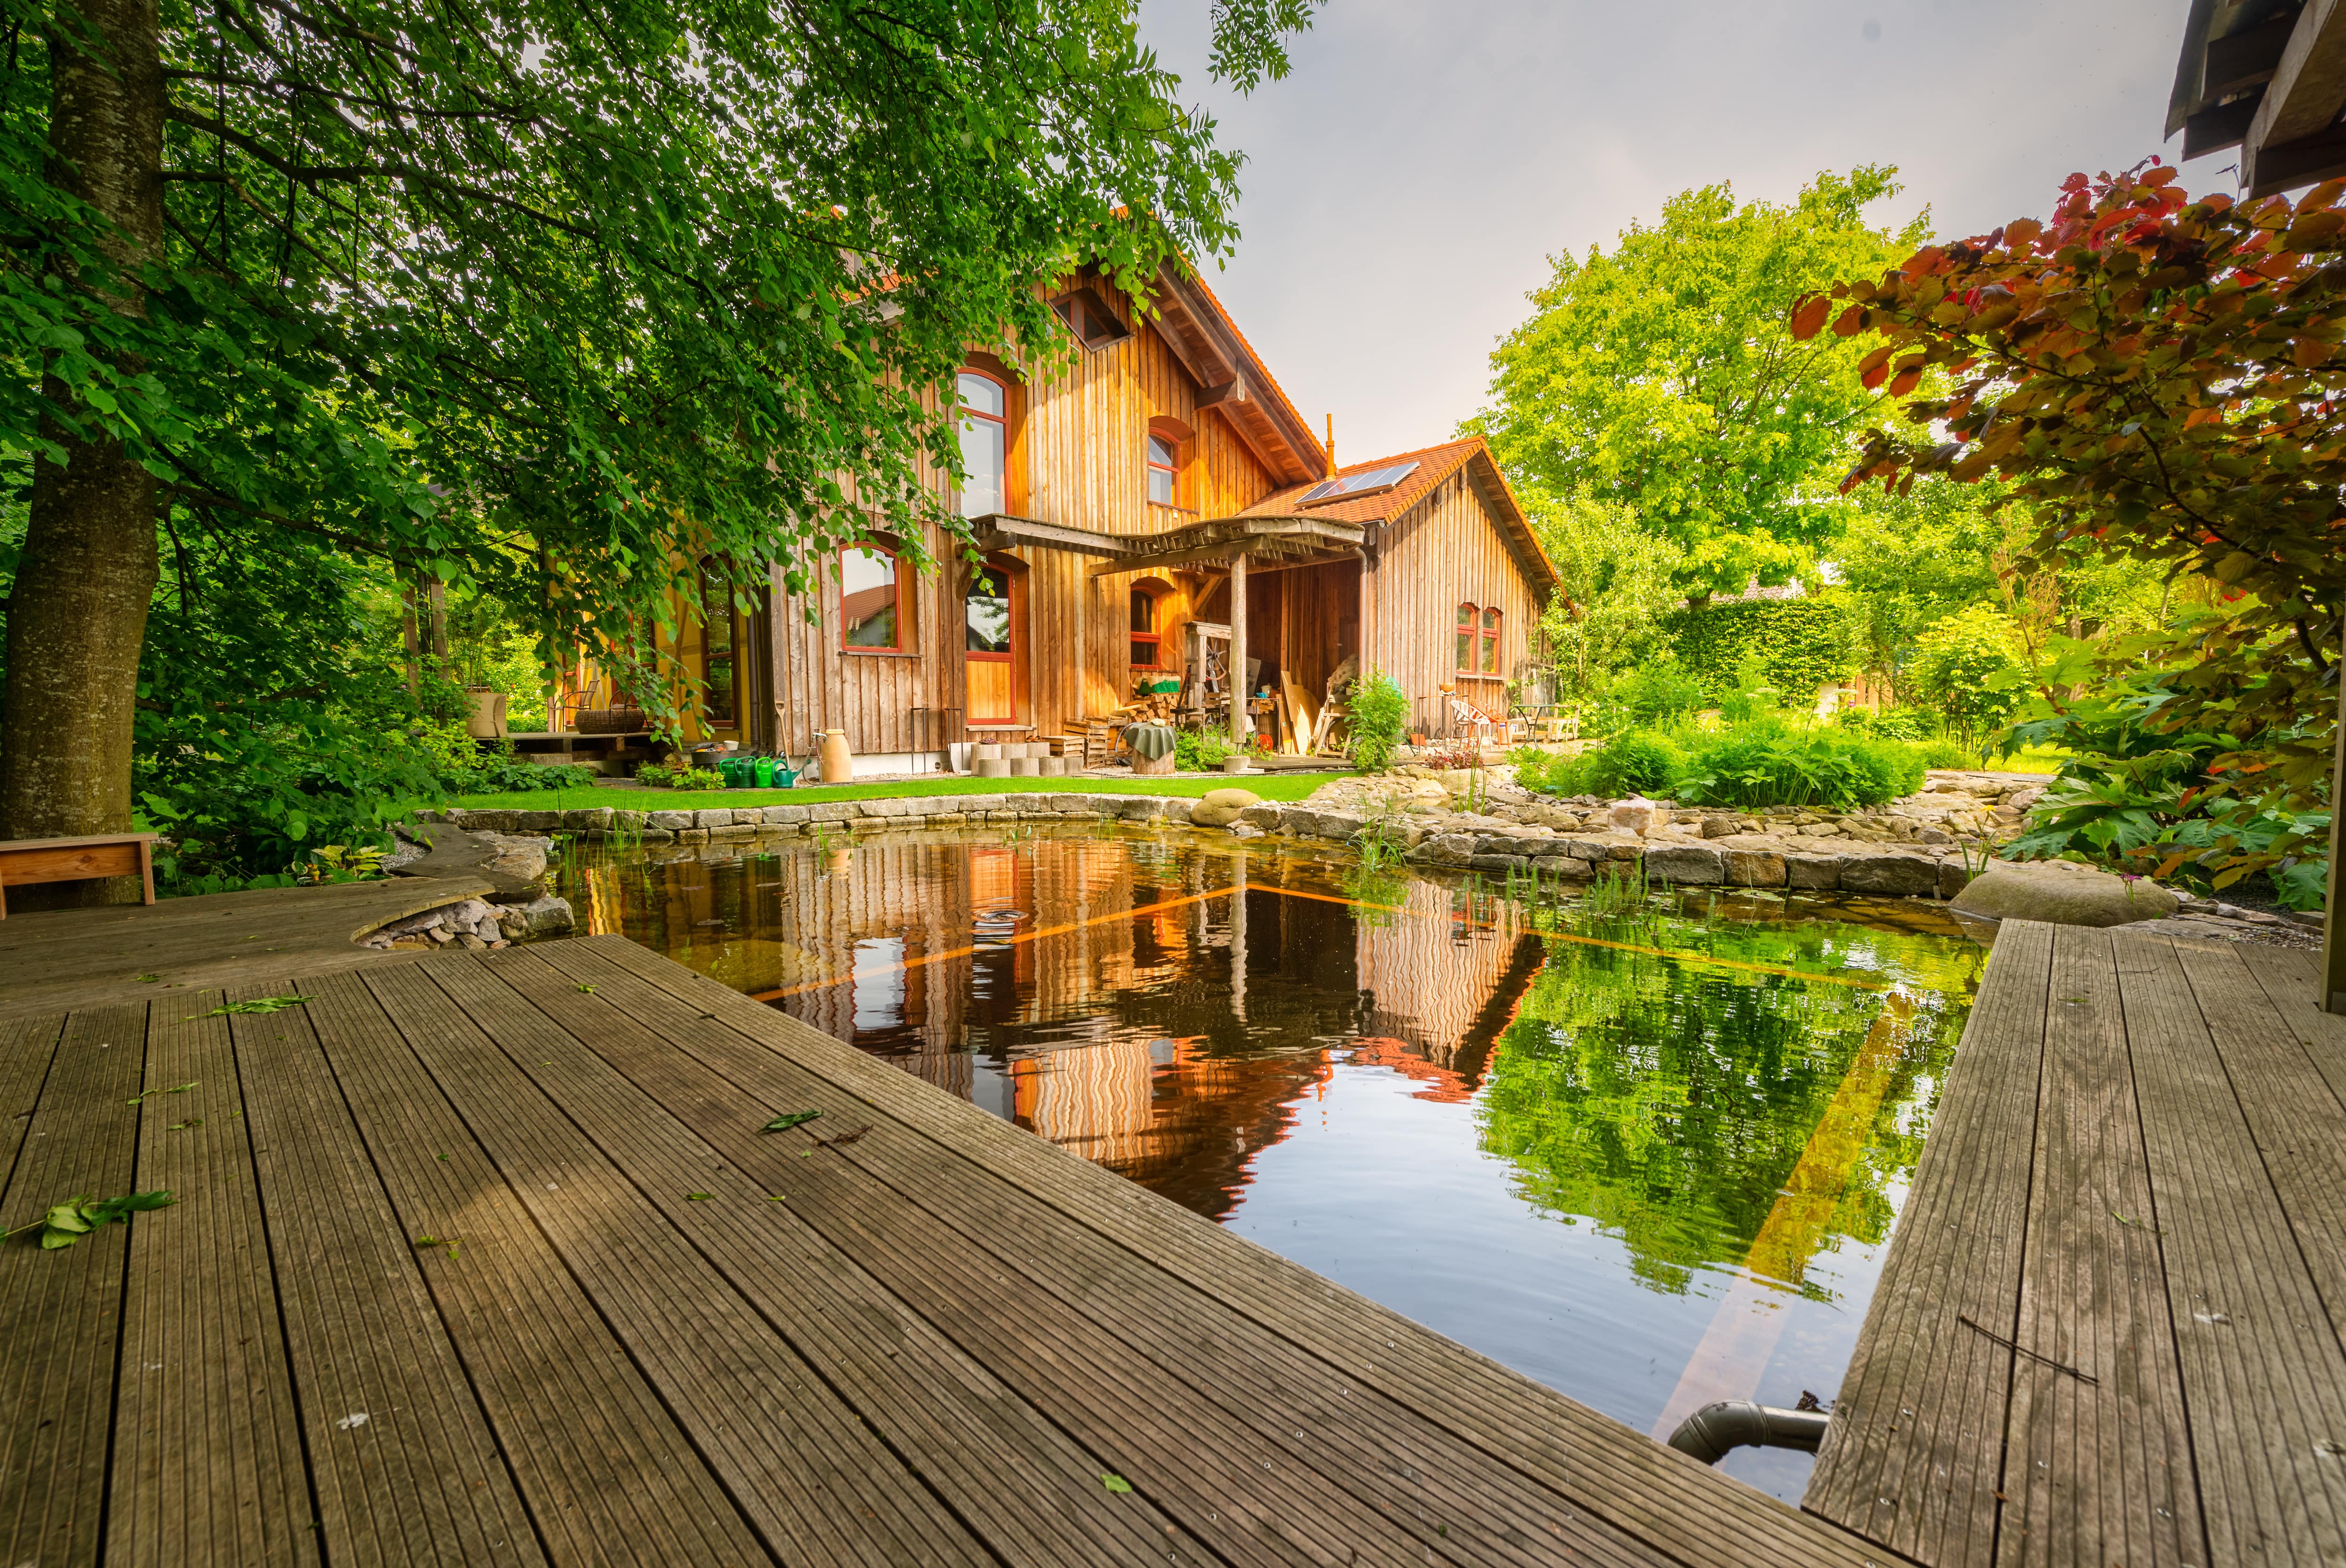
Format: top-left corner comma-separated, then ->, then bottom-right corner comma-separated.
2184,95 -> 2262,158
2207,10 -> 2299,98
1194,379 -> 1244,411
2248,119 -> 2346,195
2245,0 -> 2346,183
1229,553 -> 1248,741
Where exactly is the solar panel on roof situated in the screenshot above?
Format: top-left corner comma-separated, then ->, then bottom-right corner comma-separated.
1297,460 -> 1420,504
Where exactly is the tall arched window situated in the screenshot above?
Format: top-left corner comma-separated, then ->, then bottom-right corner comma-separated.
1146,433 -> 1178,506
957,370 -> 1006,518
1456,603 -> 1478,674
840,543 -> 902,652
1481,606 -> 1502,675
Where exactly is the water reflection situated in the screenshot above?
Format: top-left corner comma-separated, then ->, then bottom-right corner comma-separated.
554,823 -> 1980,1502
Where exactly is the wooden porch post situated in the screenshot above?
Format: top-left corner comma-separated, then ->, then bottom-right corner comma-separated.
2325,625 -> 2345,1013
1229,550 -> 1249,742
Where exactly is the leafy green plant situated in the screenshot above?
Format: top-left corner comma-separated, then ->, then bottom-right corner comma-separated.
1676,726 -> 1923,811
8,1191 -> 175,1250
1345,668 -> 1410,772
635,762 -> 679,787
1173,726 -> 1234,772
1576,730 -> 1684,799
297,845 -> 388,884
1906,606 -> 2024,740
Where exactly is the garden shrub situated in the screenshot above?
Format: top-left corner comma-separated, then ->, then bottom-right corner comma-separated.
1832,704 -> 1928,741
1675,726 -> 1923,810
1907,606 -> 2024,738
1174,725 -> 1234,772
1663,595 -> 1862,700
1615,662 -> 1708,728
1346,667 -> 1410,771
1538,730 -> 1683,799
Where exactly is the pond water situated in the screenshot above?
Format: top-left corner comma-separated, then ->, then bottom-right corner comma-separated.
553,822 -> 1984,1502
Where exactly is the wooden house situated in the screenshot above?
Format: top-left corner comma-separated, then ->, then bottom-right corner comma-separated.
564,264 -> 1558,767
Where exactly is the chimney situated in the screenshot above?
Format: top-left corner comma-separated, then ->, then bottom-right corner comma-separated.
1325,413 -> 1336,477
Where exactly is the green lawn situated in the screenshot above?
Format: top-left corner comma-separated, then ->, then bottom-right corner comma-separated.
447,771 -> 1343,814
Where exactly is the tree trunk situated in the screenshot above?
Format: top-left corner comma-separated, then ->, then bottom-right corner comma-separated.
0,0 -> 164,906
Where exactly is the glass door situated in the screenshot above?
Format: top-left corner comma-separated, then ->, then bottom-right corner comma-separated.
965,565 -> 1016,724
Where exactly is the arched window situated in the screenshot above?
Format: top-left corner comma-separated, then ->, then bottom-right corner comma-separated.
1455,603 -> 1478,674
1147,433 -> 1179,506
1481,606 -> 1502,675
840,543 -> 902,652
1130,581 -> 1167,669
957,370 -> 1006,518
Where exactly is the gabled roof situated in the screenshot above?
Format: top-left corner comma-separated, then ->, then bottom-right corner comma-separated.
1142,261 -> 1328,487
1236,437 -> 1559,595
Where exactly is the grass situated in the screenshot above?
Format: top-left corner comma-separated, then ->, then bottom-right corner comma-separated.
1989,746 -> 2069,776
447,770 -> 1342,814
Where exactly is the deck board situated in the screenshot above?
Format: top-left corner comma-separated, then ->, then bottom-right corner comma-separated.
1996,927 -> 2198,1568
1806,920 -> 2346,1567
113,990 -> 315,1568
1,935 -> 1905,1568
1805,921 -> 2053,1565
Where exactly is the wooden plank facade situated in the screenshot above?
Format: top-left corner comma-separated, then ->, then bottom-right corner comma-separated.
616,266 -> 1560,765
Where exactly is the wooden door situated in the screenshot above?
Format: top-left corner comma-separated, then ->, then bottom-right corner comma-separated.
966,564 -> 1019,724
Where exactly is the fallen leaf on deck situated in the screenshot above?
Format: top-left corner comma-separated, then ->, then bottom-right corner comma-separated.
762,1111 -> 823,1134
190,996 -> 305,1018
1101,1474 -> 1133,1494
11,1190 -> 176,1250
126,1082 -> 198,1104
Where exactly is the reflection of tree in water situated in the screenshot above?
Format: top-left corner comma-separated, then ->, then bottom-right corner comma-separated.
1476,915 -> 1965,1298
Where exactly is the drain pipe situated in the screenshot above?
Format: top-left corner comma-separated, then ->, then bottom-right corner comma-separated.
1665,1401 -> 1831,1465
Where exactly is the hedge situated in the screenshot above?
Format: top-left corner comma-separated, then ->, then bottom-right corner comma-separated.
1662,595 -> 1862,700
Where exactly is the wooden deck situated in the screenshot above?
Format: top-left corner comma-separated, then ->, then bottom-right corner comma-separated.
3,933 -> 1897,1568
1805,920 -> 2346,1567
0,875 -> 496,1021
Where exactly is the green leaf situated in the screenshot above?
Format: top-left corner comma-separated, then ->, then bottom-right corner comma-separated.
761,1110 -> 823,1134
686,1192 -> 716,1201
1101,1474 -> 1133,1494
16,1190 -> 176,1249
189,995 -> 304,1018
126,1081 -> 198,1104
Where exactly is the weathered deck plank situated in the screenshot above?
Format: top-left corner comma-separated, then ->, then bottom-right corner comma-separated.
558,934 -> 1895,1568
2116,933 -> 2346,1564
232,975 -> 544,1568
0,1002 -> 150,1568
112,990 -> 315,1568
1805,921 -> 2055,1565
1996,928 -> 2198,1568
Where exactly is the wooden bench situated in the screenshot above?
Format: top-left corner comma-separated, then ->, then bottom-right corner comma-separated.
0,832 -> 157,917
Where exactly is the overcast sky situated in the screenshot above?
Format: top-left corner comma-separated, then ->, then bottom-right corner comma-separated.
1136,0 -> 2226,465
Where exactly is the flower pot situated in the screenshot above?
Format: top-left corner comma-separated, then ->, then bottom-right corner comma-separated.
464,687 -> 510,740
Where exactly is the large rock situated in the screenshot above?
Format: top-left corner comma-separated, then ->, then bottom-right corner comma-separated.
1840,851 -> 1942,898
1950,859 -> 2185,927
1644,843 -> 1724,885
1189,787 -> 1261,828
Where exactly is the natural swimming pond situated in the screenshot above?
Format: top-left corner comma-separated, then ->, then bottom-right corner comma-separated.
552,822 -> 1983,1502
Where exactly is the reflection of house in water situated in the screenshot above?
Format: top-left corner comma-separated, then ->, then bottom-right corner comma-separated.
594,833 -> 1548,1218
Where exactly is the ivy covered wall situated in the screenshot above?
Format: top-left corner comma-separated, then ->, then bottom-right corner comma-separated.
1662,596 -> 1862,698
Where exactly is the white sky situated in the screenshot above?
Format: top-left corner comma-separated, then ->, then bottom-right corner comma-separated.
1137,0 -> 2230,465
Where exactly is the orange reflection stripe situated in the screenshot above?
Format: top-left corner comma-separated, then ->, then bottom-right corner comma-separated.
1259,884 -> 1895,992
748,884 -> 1243,1001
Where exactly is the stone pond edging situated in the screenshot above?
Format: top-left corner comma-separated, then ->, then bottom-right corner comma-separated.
419,788 -> 1983,900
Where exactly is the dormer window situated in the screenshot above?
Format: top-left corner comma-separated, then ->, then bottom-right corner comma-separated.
1147,434 -> 1178,506
1052,286 -> 1133,352
957,370 -> 1005,518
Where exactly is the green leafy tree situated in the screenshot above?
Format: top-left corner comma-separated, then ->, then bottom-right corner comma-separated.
1904,605 -> 2023,740
1525,491 -> 1684,704
0,0 -> 1321,869
1472,167 -> 1928,599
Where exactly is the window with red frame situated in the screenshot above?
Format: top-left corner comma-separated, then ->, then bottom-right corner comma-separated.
1130,586 -> 1163,669
1455,603 -> 1478,673
840,544 -> 901,652
1146,433 -> 1179,506
1481,605 -> 1501,675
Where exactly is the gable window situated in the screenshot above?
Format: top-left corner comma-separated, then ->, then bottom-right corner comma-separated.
841,544 -> 901,652
1456,603 -> 1478,674
1146,434 -> 1179,506
1481,606 -> 1502,675
1130,586 -> 1163,669
957,370 -> 1006,518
